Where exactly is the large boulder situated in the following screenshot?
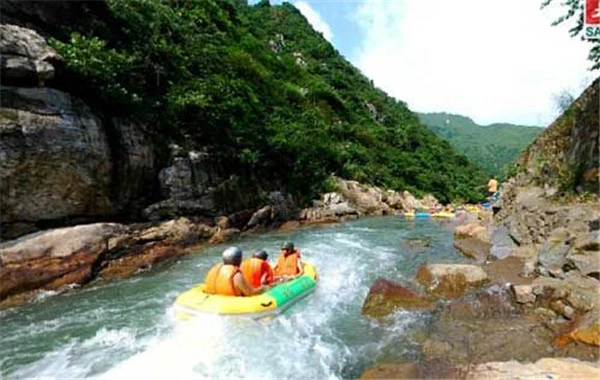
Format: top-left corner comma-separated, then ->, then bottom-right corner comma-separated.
0,217 -> 218,306
362,278 -> 435,318
336,179 -> 393,215
0,223 -> 126,300
400,190 -> 423,212
416,264 -> 489,298
0,24 -> 60,85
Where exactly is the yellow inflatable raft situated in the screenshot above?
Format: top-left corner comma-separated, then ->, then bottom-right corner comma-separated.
431,211 -> 455,219
173,263 -> 317,320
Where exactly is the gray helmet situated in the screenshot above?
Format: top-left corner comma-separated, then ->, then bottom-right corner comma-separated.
253,249 -> 268,260
281,241 -> 294,251
222,246 -> 243,265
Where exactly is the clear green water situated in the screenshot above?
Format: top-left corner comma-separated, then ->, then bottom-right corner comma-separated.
0,216 -> 467,379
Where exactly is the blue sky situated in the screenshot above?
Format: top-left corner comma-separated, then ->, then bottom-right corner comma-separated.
249,0 -> 594,126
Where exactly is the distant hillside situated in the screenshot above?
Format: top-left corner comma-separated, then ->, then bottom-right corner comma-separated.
418,112 -> 543,178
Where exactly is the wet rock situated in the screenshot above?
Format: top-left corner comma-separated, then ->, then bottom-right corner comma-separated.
512,284 -> 535,304
279,220 -> 301,231
362,278 -> 435,318
98,244 -> 181,280
302,216 -> 340,227
462,358 -> 600,380
208,228 -> 240,244
401,238 -> 431,249
246,205 -> 272,229
360,361 -> 457,380
0,223 -> 126,299
427,285 -> 559,365
416,264 -> 488,298
360,363 -> 422,380
443,284 -> 522,319
453,223 -> 491,261
422,339 -> 452,361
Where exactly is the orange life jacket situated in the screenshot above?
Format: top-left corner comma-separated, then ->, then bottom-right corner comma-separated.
274,250 -> 301,277
240,258 -> 274,288
204,263 -> 241,296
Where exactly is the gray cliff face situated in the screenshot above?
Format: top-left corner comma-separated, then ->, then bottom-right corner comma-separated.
0,20 -> 266,240
0,23 -> 156,239
1,87 -> 114,235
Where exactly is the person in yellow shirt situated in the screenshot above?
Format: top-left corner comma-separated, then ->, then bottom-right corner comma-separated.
487,176 -> 499,198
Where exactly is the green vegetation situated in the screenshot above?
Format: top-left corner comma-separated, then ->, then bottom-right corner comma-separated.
49,0 -> 486,204
418,112 -> 543,179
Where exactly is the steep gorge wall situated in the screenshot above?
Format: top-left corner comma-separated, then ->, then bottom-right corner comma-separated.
0,3 -> 275,240
0,8 -> 157,239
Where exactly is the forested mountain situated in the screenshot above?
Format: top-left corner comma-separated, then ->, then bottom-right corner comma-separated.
418,112 -> 543,179
46,0 -> 486,203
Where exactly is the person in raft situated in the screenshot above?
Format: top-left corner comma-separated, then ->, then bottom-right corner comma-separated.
487,175 -> 499,199
273,241 -> 304,281
240,249 -> 275,288
204,246 -> 268,296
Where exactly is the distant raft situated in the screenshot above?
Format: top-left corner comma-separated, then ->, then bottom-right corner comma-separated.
173,263 -> 317,320
403,212 -> 431,219
431,211 -> 455,219
404,211 -> 455,219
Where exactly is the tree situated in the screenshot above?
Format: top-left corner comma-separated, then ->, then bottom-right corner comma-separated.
553,89 -> 576,112
541,0 -> 600,70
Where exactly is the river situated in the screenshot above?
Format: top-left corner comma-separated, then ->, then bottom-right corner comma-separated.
0,216 -> 469,379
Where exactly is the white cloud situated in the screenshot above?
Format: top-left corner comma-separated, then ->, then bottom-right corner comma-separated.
353,0 -> 595,126
293,1 -> 334,43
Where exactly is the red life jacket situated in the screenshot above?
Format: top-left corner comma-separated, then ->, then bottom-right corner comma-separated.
274,250 -> 301,277
204,263 -> 241,296
240,257 -> 274,288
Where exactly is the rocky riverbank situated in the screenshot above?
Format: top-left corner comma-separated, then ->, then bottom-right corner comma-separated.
0,176 -> 443,308
359,77 -> 599,378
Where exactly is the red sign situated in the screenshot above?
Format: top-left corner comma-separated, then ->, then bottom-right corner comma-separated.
586,0 -> 600,23
585,0 -> 600,39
